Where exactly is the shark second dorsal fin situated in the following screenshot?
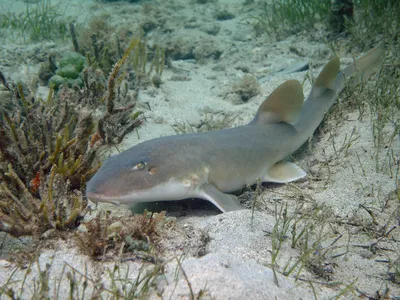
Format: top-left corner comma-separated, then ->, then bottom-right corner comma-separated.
251,79 -> 304,126
310,56 -> 340,99
315,56 -> 340,89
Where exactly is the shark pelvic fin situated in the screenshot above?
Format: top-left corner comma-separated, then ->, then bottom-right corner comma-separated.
251,79 -> 304,126
263,161 -> 306,183
200,183 -> 242,212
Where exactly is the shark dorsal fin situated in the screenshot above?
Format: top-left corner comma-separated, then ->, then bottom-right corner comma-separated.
251,79 -> 304,126
311,56 -> 340,98
315,56 -> 340,89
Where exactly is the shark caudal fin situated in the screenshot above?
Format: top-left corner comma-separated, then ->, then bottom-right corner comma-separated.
334,43 -> 385,92
309,43 -> 384,100
295,43 -> 384,137
250,79 -> 304,126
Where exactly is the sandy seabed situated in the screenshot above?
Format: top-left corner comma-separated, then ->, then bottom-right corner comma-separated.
0,0 -> 399,299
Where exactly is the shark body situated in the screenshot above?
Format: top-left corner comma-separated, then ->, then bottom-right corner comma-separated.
86,44 -> 384,212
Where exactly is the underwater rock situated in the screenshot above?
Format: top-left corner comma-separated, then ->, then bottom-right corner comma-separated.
193,40 -> 223,63
196,0 -> 215,3
141,18 -> 159,33
215,10 -> 235,21
166,37 -> 195,60
200,23 -> 221,36
231,73 -> 260,102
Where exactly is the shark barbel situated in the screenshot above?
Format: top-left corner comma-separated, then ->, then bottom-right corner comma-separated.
86,44 -> 384,212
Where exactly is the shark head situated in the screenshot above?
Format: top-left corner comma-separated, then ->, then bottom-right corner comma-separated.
86,140 -> 196,205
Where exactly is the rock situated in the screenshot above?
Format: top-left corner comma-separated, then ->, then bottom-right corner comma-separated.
0,259 -> 12,268
200,23 -> 221,36
215,10 -> 235,21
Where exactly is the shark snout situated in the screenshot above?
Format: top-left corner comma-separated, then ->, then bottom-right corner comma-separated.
86,174 -> 122,204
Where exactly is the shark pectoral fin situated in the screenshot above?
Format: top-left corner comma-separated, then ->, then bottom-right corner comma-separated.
250,80 -> 304,126
263,161 -> 306,183
199,183 -> 242,212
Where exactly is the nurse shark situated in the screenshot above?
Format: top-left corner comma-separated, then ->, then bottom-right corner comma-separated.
86,44 -> 384,212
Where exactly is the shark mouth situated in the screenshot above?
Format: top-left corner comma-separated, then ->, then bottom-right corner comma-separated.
86,192 -> 121,205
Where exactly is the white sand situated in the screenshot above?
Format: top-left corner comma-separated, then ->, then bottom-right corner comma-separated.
0,0 -> 399,299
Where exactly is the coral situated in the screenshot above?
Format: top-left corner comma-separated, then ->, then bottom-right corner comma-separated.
0,81 -> 94,237
0,164 -> 88,237
72,16 -> 165,88
56,52 -> 86,78
131,40 -> 165,88
48,52 -> 86,88
0,39 -> 144,237
96,38 -> 144,145
38,54 -> 57,85
75,15 -> 119,74
0,74 -> 13,113
69,22 -> 80,53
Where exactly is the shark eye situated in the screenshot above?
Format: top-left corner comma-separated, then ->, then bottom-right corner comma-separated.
133,161 -> 146,170
148,167 -> 157,175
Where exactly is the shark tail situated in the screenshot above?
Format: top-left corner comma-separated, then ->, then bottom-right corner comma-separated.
295,43 -> 384,137
333,43 -> 385,93
310,43 -> 384,100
